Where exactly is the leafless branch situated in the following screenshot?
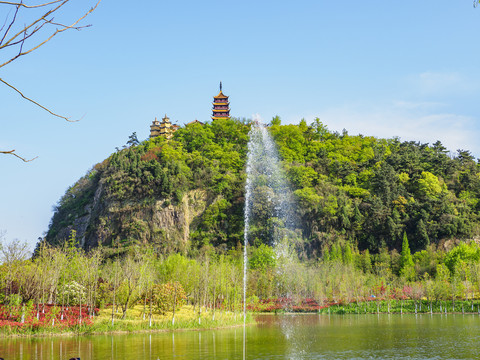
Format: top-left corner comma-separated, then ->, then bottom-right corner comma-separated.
0,77 -> 78,121
0,150 -> 38,162
0,2 -> 19,45
48,20 -> 91,31
0,0 -> 101,161
0,0 -> 70,51
0,1 -> 63,9
4,18 -> 50,47
0,0 -> 101,69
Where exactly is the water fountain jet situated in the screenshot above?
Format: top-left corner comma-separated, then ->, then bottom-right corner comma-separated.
243,117 -> 299,321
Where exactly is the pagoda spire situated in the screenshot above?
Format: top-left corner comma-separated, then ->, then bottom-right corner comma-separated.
220,81 -> 222,92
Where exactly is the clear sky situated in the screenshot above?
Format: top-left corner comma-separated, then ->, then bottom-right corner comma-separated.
2,0 -> 480,250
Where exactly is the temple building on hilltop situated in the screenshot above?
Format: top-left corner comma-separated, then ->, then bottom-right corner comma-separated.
150,114 -> 178,139
212,82 -> 230,120
186,119 -> 204,126
149,83 -> 229,139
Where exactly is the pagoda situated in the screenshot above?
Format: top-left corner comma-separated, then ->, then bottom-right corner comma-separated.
212,82 -> 230,120
150,114 -> 177,139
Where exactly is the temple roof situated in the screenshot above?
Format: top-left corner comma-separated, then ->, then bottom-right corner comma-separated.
187,119 -> 205,126
213,91 -> 229,99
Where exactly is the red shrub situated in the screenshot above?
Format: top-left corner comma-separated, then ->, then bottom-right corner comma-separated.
0,304 -> 96,333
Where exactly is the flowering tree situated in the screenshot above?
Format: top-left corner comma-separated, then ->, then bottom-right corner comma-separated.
153,282 -> 186,315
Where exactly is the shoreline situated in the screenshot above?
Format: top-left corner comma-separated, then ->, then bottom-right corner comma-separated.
0,310 -> 255,339
0,304 -> 253,338
0,322 -> 253,339
256,311 -> 480,315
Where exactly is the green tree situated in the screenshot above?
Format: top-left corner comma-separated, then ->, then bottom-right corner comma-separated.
362,249 -> 373,273
118,252 -> 142,319
343,243 -> 353,265
270,115 -> 281,126
399,232 -> 415,280
127,132 -> 140,147
249,244 -> 276,271
444,242 -> 480,274
416,219 -> 430,249
416,171 -> 443,199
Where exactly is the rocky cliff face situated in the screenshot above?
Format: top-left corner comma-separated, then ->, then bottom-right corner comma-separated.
51,183 -> 209,253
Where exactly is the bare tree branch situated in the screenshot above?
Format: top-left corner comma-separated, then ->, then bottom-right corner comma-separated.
0,0 -> 70,51
0,0 -> 101,161
0,1 -> 63,9
0,2 -> 19,45
48,20 -> 91,31
0,150 -> 38,162
4,18 -> 50,48
0,77 -> 78,121
0,0 -> 101,69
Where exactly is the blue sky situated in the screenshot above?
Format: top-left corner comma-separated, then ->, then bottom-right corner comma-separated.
1,0 -> 480,249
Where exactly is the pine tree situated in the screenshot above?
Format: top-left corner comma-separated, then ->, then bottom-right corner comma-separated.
363,249 -> 373,273
399,232 -> 415,280
331,243 -> 342,262
352,203 -> 363,232
343,243 -> 353,265
127,132 -> 140,147
416,219 -> 430,249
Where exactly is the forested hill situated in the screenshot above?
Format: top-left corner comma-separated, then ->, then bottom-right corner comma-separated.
45,117 -> 480,257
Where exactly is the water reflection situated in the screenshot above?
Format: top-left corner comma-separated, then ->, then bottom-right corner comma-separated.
2,315 -> 480,359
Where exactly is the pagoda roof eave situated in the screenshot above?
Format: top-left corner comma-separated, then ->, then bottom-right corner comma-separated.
213,91 -> 228,99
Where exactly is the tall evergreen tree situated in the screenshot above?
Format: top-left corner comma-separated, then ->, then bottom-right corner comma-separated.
343,243 -> 353,265
127,132 -> 140,147
363,249 -> 372,273
416,219 -> 430,250
399,232 -> 415,280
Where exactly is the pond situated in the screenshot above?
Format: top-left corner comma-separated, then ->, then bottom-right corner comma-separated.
1,314 -> 480,359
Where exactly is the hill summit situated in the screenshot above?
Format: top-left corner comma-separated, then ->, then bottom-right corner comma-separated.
45,117 -> 480,257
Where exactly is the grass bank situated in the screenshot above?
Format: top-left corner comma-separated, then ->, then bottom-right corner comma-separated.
0,305 -> 253,337
318,299 -> 480,315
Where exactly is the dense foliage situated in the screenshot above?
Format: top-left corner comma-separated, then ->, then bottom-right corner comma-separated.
3,234 -> 480,330
269,117 -> 480,256
47,116 -> 480,257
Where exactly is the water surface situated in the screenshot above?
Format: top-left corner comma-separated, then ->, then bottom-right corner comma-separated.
1,314 -> 480,359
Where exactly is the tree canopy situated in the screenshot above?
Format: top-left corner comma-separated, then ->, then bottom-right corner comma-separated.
46,117 -> 480,258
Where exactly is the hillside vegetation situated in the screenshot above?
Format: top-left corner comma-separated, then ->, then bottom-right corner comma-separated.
2,117 -> 480,335
46,117 -> 480,257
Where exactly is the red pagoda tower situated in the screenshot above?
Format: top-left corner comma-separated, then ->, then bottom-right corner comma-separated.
212,82 -> 230,120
